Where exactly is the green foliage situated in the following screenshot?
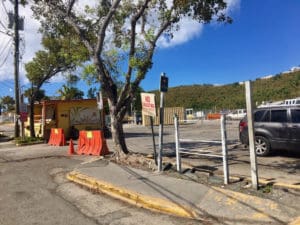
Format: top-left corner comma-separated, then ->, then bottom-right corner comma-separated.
23,88 -> 47,103
153,71 -> 300,111
0,96 -> 15,112
87,87 -> 97,99
15,136 -> 43,145
56,85 -> 84,100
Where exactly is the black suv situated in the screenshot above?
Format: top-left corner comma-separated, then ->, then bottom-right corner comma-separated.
239,106 -> 300,156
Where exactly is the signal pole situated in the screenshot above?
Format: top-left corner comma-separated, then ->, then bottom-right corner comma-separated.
14,0 -> 20,137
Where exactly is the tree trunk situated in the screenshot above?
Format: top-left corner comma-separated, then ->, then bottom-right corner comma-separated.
110,111 -> 129,159
29,97 -> 35,137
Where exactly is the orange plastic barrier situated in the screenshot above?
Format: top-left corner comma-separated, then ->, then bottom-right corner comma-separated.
207,113 -> 221,120
48,128 -> 66,146
77,130 -> 110,156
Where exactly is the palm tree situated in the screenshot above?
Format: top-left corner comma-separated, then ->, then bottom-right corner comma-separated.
57,85 -> 84,100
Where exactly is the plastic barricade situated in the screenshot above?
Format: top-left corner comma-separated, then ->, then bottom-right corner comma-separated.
77,130 -> 110,156
207,113 -> 221,120
48,128 -> 66,146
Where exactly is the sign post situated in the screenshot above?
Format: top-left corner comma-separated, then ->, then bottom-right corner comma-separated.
158,73 -> 168,172
141,92 -> 157,164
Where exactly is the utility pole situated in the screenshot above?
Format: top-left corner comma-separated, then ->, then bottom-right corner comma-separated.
14,0 -> 20,137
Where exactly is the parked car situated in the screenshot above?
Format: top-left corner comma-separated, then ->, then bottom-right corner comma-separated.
239,105 -> 300,156
226,109 -> 246,120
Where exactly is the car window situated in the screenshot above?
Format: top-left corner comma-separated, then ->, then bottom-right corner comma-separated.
291,109 -> 300,123
270,110 -> 287,122
254,110 -> 267,122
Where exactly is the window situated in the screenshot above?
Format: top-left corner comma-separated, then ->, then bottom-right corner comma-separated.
291,109 -> 300,123
254,110 -> 267,122
270,110 -> 287,122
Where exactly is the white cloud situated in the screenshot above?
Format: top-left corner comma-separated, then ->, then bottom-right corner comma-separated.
0,0 -> 240,89
158,19 -> 204,48
157,0 -> 240,48
225,0 -> 241,13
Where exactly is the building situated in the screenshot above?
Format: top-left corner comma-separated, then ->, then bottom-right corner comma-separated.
24,99 -> 106,140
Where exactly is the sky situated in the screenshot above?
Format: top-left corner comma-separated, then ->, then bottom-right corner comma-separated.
0,0 -> 300,99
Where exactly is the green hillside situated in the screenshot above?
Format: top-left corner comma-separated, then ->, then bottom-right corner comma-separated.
152,70 -> 300,111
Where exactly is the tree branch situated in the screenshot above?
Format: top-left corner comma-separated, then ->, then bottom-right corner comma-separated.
46,2 -> 95,54
67,0 -> 76,15
117,0 -> 151,112
95,0 -> 121,57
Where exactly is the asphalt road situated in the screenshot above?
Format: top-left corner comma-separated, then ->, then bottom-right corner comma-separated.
0,143 -> 205,225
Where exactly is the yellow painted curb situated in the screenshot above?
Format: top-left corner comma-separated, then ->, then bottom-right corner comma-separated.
289,216 -> 300,225
245,177 -> 300,191
66,171 -> 198,219
273,182 -> 300,191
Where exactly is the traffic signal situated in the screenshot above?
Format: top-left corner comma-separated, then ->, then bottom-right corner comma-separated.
160,75 -> 168,92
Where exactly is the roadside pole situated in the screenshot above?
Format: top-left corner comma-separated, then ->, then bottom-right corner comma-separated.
174,114 -> 181,173
140,93 -> 157,166
220,114 -> 229,184
14,0 -> 20,138
150,116 -> 157,165
158,91 -> 164,172
245,81 -> 259,190
158,73 -> 168,172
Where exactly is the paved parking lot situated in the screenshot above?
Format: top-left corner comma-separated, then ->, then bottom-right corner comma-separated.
118,120 -> 300,187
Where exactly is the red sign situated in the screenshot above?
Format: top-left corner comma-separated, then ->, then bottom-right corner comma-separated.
141,93 -> 156,117
20,112 -> 28,122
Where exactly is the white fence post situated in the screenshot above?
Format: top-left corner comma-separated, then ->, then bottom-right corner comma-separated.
245,80 -> 259,190
221,114 -> 229,185
174,114 -> 181,173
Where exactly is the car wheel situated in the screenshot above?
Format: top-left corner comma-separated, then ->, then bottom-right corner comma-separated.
255,136 -> 271,156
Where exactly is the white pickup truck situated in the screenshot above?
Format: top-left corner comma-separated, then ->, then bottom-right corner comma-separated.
226,109 -> 246,120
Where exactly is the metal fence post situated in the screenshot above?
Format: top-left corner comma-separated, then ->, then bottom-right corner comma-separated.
174,114 -> 181,173
158,91 -> 164,172
221,114 -> 229,185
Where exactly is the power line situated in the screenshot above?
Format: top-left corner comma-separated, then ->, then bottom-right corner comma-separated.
0,38 -> 13,67
1,0 -> 8,15
0,36 -> 12,57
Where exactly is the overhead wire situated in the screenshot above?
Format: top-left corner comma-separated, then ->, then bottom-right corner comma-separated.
0,37 -> 12,57
1,0 -> 8,15
0,3 -> 8,31
0,38 -> 13,68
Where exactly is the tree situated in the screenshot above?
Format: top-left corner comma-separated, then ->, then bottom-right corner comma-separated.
32,0 -> 232,157
57,84 -> 84,100
87,87 -> 97,99
0,96 -> 15,112
23,88 -> 48,103
25,36 -> 87,137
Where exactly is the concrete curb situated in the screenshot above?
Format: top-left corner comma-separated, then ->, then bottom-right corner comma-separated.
66,171 -> 199,219
67,169 -> 300,224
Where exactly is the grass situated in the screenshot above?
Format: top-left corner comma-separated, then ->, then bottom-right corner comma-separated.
15,136 -> 44,145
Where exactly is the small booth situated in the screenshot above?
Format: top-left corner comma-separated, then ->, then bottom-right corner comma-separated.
24,99 -> 106,140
